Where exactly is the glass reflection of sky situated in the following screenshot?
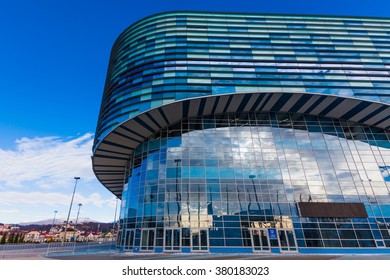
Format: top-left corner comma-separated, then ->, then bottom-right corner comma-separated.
164,125 -> 390,204
123,113 -> 390,224
118,112 -> 390,250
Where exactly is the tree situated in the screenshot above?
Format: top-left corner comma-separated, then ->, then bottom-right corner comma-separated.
7,232 -> 14,243
14,233 -> 20,243
0,233 -> 6,244
19,234 -> 25,243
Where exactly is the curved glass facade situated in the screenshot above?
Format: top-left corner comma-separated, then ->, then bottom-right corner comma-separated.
119,112 -> 390,253
95,11 -> 390,145
93,12 -> 390,253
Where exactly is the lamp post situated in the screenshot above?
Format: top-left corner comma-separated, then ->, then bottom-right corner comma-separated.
73,203 -> 82,242
111,198 -> 119,250
62,177 -> 80,245
112,198 -> 118,234
51,210 -> 58,233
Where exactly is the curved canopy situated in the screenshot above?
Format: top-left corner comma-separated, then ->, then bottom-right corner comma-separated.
92,91 -> 390,198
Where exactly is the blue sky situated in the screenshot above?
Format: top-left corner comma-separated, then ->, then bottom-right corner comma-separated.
1,0 -> 390,224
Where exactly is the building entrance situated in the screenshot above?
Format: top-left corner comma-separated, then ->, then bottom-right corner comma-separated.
124,229 -> 135,250
191,228 -> 209,252
164,228 -> 181,252
250,229 -> 271,253
278,229 -> 297,252
140,229 -> 155,252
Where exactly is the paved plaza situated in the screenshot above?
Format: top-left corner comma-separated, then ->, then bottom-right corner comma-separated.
47,253 -> 390,260
3,252 -> 390,260
2,242 -> 390,260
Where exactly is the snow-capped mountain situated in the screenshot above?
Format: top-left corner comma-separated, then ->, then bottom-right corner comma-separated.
17,217 -> 100,225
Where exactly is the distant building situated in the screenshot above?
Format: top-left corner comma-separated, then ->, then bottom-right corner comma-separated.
0,224 -> 10,232
24,231 -> 41,242
58,229 -> 81,242
49,226 -> 60,234
93,11 -> 390,254
80,232 -> 100,242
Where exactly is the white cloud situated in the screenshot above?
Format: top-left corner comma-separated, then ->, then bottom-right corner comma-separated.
0,133 -> 119,223
0,133 -> 96,190
0,191 -> 115,208
0,209 -> 19,214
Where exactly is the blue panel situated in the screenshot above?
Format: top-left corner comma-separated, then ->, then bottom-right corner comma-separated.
271,248 -> 280,254
210,247 -> 252,253
155,247 -> 163,253
299,248 -> 390,254
182,248 -> 191,253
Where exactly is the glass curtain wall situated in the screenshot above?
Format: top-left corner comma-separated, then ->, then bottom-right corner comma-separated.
118,112 -> 390,252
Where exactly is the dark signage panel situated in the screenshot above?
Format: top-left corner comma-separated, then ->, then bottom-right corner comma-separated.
298,202 -> 368,218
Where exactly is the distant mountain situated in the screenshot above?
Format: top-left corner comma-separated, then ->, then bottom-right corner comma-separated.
17,217 -> 100,225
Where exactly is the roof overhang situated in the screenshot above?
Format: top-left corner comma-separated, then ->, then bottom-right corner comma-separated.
92,91 -> 390,198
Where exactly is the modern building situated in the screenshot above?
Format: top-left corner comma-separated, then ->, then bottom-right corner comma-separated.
92,11 -> 390,254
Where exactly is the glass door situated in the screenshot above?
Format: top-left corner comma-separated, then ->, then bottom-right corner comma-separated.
140,229 -> 155,251
125,229 -> 135,250
164,228 -> 181,252
250,229 -> 271,253
278,229 -> 297,252
191,228 -> 209,252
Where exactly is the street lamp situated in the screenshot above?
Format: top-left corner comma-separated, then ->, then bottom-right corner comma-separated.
111,198 -> 119,250
50,210 -> 58,233
112,198 -> 118,234
73,203 -> 82,241
62,177 -> 80,245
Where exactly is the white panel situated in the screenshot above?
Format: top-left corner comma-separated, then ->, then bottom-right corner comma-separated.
262,94 -> 283,112
125,120 -> 154,137
115,127 -> 144,141
93,157 -> 127,166
309,96 -> 336,115
364,107 -> 390,126
296,95 -> 321,114
162,103 -> 182,123
349,103 -> 380,123
188,99 -> 201,117
215,95 -> 230,113
138,114 -> 160,131
147,110 -> 167,128
280,93 -> 303,112
377,118 -> 390,129
105,134 -> 138,148
94,166 -> 126,171
243,93 -> 262,112
254,93 -> 270,111
326,100 -> 360,119
98,143 -> 132,154
203,96 -> 217,115
99,174 -> 123,180
226,94 -> 244,112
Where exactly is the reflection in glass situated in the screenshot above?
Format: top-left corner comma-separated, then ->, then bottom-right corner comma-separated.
120,112 -> 390,251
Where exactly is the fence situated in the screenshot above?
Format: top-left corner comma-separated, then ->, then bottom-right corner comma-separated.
0,241 -> 117,259
0,243 -> 48,258
46,242 -> 76,256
